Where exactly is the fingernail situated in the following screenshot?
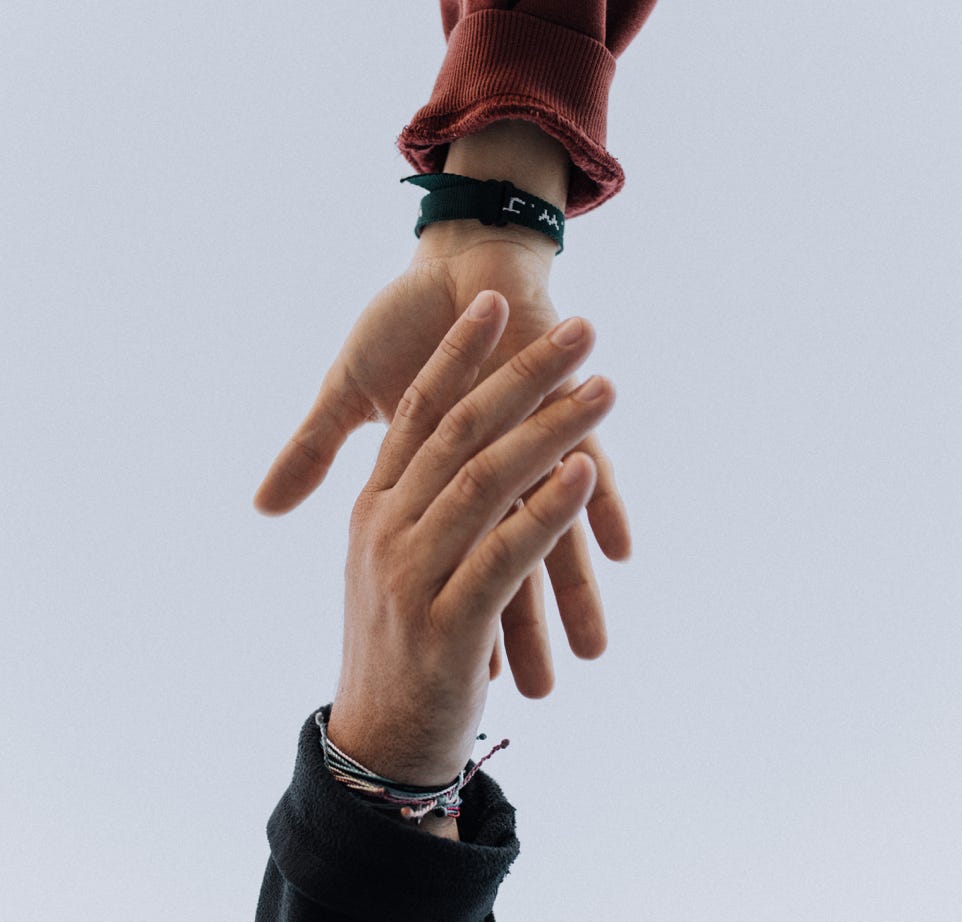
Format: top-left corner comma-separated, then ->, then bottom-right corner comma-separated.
550,317 -> 584,346
467,292 -> 495,320
574,376 -> 606,402
559,456 -> 586,485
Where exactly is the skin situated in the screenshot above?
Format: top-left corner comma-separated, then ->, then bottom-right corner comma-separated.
326,291 -> 615,840
253,121 -> 631,699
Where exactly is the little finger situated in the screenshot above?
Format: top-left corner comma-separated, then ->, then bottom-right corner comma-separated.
501,563 -> 553,699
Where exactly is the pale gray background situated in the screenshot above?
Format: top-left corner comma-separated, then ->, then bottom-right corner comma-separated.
2,2 -> 960,920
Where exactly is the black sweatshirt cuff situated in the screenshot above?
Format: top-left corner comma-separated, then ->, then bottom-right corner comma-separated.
259,706 -> 520,922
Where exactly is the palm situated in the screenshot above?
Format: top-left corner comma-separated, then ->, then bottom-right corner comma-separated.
346,249 -> 559,425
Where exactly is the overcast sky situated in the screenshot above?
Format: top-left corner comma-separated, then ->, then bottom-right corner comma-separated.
3,3 -> 961,920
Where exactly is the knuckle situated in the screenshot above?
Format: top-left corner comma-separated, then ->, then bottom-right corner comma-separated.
525,496 -> 559,535
438,332 -> 472,365
383,560 -> 413,605
455,453 -> 498,505
289,435 -> 324,472
436,398 -> 480,452
539,381 -> 574,410
506,346 -> 544,385
336,369 -> 377,430
349,491 -> 376,529
528,408 -> 565,443
478,529 -> 514,576
366,525 -> 412,585
553,572 -> 594,607
395,380 -> 432,425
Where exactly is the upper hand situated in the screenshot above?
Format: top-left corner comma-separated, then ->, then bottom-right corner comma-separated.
253,233 -> 630,693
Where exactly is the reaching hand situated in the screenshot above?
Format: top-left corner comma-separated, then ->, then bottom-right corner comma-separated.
328,291 -> 615,796
254,233 -> 630,690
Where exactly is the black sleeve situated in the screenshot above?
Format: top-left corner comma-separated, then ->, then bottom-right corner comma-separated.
256,707 -> 521,922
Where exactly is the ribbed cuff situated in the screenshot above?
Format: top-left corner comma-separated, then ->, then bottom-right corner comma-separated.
397,10 -> 623,218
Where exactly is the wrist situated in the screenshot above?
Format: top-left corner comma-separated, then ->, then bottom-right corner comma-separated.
326,699 -> 473,788
418,119 -> 570,263
315,706 -> 464,842
417,217 -> 557,266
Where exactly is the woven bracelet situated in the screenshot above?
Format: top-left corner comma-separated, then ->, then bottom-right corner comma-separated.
316,709 -> 509,823
401,172 -> 565,254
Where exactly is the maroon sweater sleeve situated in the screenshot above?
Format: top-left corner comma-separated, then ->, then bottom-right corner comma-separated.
397,1 -> 658,218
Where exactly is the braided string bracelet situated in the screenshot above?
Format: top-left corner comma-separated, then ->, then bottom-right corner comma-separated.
315,710 -> 509,823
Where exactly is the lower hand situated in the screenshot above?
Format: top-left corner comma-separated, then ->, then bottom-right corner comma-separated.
328,291 -> 615,798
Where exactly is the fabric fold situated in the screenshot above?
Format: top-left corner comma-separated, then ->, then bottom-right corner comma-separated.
398,3 -> 658,217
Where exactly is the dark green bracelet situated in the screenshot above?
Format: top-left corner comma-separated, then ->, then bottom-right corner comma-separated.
401,172 -> 565,255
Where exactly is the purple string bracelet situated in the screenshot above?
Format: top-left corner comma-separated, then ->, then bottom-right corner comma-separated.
315,709 -> 509,823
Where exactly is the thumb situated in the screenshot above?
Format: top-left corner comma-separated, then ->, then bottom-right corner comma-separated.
253,359 -> 372,515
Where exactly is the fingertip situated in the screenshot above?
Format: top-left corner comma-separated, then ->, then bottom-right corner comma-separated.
467,290 -> 509,322
252,487 -> 291,517
466,290 -> 495,320
486,289 -> 509,317
251,462 -> 288,514
459,292 -> 509,361
581,317 -> 596,351
557,452 -> 597,492
600,524 -> 632,561
580,438 -> 631,560
564,596 -> 608,660
252,481 -> 276,514
573,628 -> 608,661
517,670 -> 555,699
492,289 -> 509,309
253,499 -> 283,517
572,375 -> 615,406
607,534 -> 633,562
509,639 -> 555,698
252,463 -> 309,516
588,494 -> 633,561
549,315 -> 595,349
